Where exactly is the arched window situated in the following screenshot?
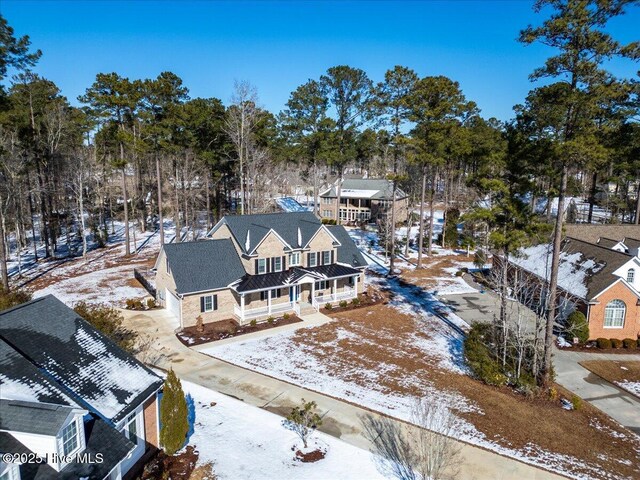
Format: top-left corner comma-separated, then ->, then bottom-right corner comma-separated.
627,268 -> 635,283
604,299 -> 626,328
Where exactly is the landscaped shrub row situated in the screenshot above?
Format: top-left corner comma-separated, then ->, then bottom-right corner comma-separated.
595,337 -> 639,349
125,298 -> 156,310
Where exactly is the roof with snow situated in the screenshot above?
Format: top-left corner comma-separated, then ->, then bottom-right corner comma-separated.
320,178 -> 407,200
209,211 -> 327,254
0,295 -> 162,423
510,237 -> 634,300
163,238 -> 246,294
275,196 -> 313,213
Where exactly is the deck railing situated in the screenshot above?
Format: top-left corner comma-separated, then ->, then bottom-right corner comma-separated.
234,301 -> 295,323
312,286 -> 356,308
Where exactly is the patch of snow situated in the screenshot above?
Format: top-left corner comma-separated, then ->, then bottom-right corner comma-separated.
616,381 -> 640,397
182,380 -> 390,480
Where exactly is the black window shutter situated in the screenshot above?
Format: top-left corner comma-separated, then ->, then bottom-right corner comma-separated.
266,257 -> 271,273
213,295 -> 218,310
331,250 -> 334,264
307,253 -> 312,265
271,257 -> 275,272
282,256 -> 286,270
255,259 -> 259,274
200,297 -> 205,313
317,252 -> 321,265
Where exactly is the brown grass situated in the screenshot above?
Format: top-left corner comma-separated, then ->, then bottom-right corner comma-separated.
580,360 -> 640,397
400,254 -> 470,290
284,303 -> 640,479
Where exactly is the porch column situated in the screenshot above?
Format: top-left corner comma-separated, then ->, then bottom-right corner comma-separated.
354,275 -> 358,296
240,294 -> 245,322
333,278 -> 338,301
268,289 -> 272,314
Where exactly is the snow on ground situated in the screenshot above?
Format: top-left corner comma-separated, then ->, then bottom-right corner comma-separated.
616,381 -> 640,397
182,380 -> 390,480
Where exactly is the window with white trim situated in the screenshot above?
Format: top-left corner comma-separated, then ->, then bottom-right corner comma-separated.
61,419 -> 79,455
289,253 -> 301,266
257,258 -> 267,274
273,256 -> 283,272
604,299 -> 626,328
308,254 -> 317,268
322,251 -> 331,264
322,210 -> 333,218
124,412 -> 138,444
201,294 -> 217,312
627,268 -> 635,283
315,280 -> 329,291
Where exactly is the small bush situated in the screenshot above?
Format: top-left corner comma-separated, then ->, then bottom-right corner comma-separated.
339,300 -> 348,308
548,387 -> 558,401
283,313 -> 290,320
622,338 -> 636,349
126,298 -> 144,310
571,394 -> 582,411
351,297 -> 360,306
250,319 -> 257,327
566,311 -> 589,344
195,315 -> 204,333
324,303 -> 333,310
147,298 -> 156,309
596,338 -> 612,349
610,338 -> 623,349
464,324 -> 507,386
267,316 -> 274,324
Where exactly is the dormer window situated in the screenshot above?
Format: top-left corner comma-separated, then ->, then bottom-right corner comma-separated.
627,268 -> 635,283
289,253 -> 301,267
124,412 -> 138,444
61,419 -> 79,456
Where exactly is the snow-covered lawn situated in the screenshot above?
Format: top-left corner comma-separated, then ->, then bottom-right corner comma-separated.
182,380 -> 389,480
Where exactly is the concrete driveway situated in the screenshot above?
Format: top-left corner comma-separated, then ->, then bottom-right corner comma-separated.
121,307 -> 564,480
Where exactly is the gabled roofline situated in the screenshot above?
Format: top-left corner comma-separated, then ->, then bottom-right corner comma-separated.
249,228 -> 292,255
304,224 -> 341,249
589,276 -> 640,302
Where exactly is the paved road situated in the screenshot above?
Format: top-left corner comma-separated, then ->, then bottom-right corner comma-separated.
122,308 -> 564,480
440,277 -> 640,435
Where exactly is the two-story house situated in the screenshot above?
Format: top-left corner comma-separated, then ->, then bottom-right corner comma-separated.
0,295 -> 163,479
154,212 -> 367,329
319,177 -> 408,224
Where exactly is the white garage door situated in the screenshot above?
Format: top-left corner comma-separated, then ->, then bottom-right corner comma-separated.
165,289 -> 181,328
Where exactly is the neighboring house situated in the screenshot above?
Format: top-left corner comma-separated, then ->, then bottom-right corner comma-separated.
0,295 -> 163,480
319,178 -> 408,224
154,212 -> 367,328
507,237 -> 640,341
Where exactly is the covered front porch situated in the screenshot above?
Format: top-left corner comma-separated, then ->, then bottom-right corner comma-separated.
232,266 -> 362,324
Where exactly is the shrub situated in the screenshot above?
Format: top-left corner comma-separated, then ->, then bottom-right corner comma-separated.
339,300 -> 348,308
0,287 -> 32,311
126,298 -> 144,310
74,301 -> 137,353
160,369 -> 189,456
610,338 -> 623,349
463,324 -> 507,387
195,315 -> 204,333
147,298 -> 156,309
351,297 -> 360,306
250,319 -> 257,327
267,316 -> 274,325
284,399 -> 323,449
548,386 -> 558,401
622,338 -> 637,349
571,394 -> 582,411
566,311 -> 589,344
596,338 -> 612,349
324,303 -> 333,310
283,313 -> 290,320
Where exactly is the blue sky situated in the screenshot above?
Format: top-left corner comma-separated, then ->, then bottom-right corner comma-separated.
3,0 -> 639,121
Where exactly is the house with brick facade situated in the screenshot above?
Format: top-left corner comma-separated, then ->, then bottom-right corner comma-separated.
319,177 -> 408,224
0,295 -> 163,480
509,237 -> 640,341
154,212 -> 367,329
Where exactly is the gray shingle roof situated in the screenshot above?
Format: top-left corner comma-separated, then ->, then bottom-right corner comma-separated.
623,237 -> 640,251
0,400 -> 76,436
164,239 -> 246,294
216,212 -> 324,254
327,225 -> 368,268
0,295 -> 162,423
321,178 -> 407,200
597,237 -> 622,249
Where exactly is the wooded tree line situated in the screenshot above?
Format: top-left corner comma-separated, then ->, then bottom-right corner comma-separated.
0,2 -> 638,388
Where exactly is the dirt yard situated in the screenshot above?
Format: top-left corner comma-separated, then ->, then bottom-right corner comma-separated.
580,360 -> 640,398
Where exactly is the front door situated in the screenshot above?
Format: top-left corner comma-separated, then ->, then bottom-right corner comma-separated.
289,285 -> 300,302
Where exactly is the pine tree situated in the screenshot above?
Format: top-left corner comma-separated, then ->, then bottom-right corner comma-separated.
160,369 -> 189,456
